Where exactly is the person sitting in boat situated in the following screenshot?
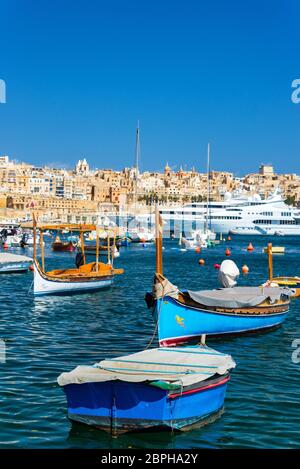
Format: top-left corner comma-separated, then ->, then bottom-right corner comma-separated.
20,233 -> 29,248
75,251 -> 84,268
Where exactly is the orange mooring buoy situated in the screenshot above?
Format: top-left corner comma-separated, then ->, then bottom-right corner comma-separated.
227,236 -> 231,241
247,242 -> 254,251
195,246 -> 201,253
198,258 -> 205,265
242,264 -> 249,274
225,247 -> 231,256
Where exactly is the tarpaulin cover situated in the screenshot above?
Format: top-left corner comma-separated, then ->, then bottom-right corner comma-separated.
0,253 -> 32,263
57,346 -> 236,388
188,286 -> 290,309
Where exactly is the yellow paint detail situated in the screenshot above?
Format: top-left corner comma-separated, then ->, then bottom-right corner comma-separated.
175,315 -> 185,328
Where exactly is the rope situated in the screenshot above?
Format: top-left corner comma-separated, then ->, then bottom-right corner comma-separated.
145,274 -> 166,350
28,280 -> 33,295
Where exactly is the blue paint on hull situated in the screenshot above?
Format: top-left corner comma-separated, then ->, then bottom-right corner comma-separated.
63,379 -> 228,434
155,296 -> 289,345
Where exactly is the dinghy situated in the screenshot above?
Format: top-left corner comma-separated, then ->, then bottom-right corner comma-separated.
263,246 -> 285,254
145,209 -> 291,346
57,345 -> 235,435
0,253 -> 32,273
33,218 -> 124,296
52,235 -> 77,252
264,243 -> 300,298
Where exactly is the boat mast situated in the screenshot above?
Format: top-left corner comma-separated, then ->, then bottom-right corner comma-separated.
155,206 -> 163,275
205,142 -> 211,233
33,212 -> 37,262
95,226 -> 99,271
134,121 -> 140,216
268,243 -> 273,280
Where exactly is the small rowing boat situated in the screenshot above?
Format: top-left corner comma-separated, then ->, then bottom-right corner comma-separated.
263,246 -> 285,254
52,236 -> 77,252
57,345 -> 236,435
0,253 -> 32,273
263,243 -> 300,297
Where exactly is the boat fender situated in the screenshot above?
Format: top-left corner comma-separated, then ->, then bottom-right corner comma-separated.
218,260 -> 240,288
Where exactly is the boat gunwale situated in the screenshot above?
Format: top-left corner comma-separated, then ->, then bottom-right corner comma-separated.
34,260 -> 116,283
158,293 -> 290,317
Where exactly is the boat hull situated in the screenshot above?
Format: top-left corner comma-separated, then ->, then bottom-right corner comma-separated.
154,296 -> 289,346
52,242 -> 76,252
0,261 -> 31,273
63,375 -> 229,435
272,277 -> 300,298
33,264 -> 113,296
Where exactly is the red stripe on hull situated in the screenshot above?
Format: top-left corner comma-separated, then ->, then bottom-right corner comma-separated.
169,375 -> 230,399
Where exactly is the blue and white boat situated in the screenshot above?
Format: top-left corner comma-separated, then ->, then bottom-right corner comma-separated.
148,276 -> 291,346
57,346 -> 236,435
0,253 -> 32,273
146,209 -> 291,347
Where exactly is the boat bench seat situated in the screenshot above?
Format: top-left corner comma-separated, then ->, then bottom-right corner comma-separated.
46,262 -> 113,277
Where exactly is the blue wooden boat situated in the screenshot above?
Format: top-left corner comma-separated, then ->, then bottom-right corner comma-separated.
57,346 -> 235,435
145,210 -> 291,347
147,278 -> 290,346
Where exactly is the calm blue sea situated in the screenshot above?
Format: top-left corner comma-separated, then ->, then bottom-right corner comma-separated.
0,236 -> 300,449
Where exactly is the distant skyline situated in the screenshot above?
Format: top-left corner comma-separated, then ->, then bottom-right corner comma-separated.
0,1 -> 299,175
3,153 -> 294,178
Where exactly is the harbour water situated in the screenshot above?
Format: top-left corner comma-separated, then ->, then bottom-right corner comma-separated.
0,236 -> 300,449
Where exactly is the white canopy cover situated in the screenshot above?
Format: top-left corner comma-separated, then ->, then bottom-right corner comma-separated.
0,253 -> 32,263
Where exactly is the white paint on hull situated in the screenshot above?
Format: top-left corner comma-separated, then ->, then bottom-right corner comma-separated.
0,262 -> 31,273
33,264 -> 113,295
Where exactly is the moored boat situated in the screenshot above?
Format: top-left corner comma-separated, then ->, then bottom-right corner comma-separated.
57,345 -> 236,435
263,246 -> 285,254
263,243 -> 300,298
145,209 -> 291,346
0,253 -> 32,273
52,236 -> 77,252
33,219 -> 124,296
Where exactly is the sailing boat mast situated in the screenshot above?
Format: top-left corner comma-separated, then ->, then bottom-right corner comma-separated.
205,142 -> 211,233
134,121 -> 140,213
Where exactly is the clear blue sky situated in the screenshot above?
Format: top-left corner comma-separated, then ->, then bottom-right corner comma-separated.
0,0 -> 299,175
